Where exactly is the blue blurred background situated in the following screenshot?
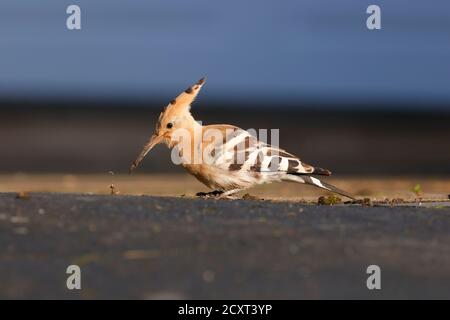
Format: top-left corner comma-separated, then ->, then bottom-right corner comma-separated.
1,1 -> 449,175
0,0 -> 449,108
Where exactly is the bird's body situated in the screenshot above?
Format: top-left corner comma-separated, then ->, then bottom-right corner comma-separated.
130,78 -> 354,199
181,125 -> 266,192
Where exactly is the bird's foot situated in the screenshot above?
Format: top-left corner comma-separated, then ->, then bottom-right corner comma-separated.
218,194 -> 239,200
196,190 -> 224,198
217,188 -> 243,200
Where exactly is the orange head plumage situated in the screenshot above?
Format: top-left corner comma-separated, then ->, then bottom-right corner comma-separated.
129,77 -> 206,173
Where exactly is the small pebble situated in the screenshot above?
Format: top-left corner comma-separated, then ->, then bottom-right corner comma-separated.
202,270 -> 215,283
15,192 -> 30,200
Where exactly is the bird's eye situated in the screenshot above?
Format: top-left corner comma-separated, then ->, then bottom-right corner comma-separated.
166,122 -> 173,129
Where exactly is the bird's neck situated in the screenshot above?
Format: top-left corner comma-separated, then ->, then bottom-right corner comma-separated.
167,114 -> 202,149
181,112 -> 201,130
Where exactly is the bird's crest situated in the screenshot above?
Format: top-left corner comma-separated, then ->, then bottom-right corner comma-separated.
157,77 -> 206,129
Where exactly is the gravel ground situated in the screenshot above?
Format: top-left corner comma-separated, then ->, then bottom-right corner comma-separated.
1,192 -> 450,299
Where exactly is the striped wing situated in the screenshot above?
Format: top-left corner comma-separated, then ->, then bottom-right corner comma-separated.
205,126 -> 331,176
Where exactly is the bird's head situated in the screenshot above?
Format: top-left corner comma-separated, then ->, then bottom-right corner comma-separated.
129,77 -> 206,173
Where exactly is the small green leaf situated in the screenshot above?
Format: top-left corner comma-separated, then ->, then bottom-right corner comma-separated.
412,184 -> 422,196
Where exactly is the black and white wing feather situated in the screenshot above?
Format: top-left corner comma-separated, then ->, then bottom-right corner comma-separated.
210,126 -> 354,199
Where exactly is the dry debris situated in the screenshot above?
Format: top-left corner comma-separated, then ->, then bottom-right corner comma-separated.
242,193 -> 260,200
15,192 -> 30,200
390,198 -> 405,205
344,198 -> 373,206
317,195 -> 342,205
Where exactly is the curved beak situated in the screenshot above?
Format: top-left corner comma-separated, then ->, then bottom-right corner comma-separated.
129,133 -> 164,174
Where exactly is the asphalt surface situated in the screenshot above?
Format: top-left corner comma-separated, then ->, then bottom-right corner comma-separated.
1,192 -> 450,299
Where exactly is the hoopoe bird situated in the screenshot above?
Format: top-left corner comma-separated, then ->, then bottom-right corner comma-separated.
130,78 -> 354,199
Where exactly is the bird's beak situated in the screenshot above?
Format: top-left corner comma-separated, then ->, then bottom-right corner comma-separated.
129,133 -> 164,174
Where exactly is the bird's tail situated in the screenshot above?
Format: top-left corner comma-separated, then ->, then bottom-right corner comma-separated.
285,175 -> 355,200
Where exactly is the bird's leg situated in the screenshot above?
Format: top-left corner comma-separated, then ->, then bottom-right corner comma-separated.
196,190 -> 224,198
218,188 -> 244,199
